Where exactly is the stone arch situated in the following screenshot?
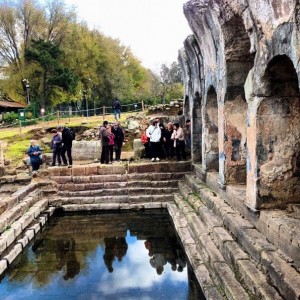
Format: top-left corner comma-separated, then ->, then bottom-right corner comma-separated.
192,91 -> 202,162
203,86 -> 219,172
256,54 -> 300,209
222,13 -> 255,185
183,95 -> 190,119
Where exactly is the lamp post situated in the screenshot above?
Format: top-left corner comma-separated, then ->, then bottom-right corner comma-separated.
82,90 -> 88,117
22,79 -> 30,105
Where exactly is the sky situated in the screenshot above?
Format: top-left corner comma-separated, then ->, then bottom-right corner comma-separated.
64,0 -> 192,73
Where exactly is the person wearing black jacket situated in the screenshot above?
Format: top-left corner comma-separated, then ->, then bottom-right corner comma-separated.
111,121 -> 125,161
58,126 -> 74,168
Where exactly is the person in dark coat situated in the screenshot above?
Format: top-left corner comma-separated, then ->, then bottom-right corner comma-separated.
112,98 -> 121,120
57,125 -> 74,168
99,120 -> 110,164
162,122 -> 174,160
50,129 -> 62,166
26,139 -> 42,171
111,121 -> 125,161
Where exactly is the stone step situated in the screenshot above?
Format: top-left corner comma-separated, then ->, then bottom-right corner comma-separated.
50,172 -> 188,184
0,206 -> 55,277
183,174 -> 300,300
57,187 -> 178,197
56,180 -> 180,191
50,194 -> 175,207
44,161 -> 192,177
0,200 -> 52,256
58,202 -> 167,212
174,193 -> 282,300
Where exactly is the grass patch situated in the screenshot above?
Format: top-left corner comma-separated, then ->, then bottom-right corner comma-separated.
5,140 -> 31,163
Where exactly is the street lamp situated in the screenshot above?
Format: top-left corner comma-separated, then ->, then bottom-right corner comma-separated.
82,90 -> 88,117
22,79 -> 30,105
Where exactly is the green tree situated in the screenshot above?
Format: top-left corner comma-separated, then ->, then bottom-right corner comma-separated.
159,62 -> 183,103
25,39 -> 78,108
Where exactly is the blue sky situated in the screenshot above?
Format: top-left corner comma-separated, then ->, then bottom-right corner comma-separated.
64,0 -> 191,73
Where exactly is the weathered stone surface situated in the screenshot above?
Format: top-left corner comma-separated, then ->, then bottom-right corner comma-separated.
1,229 -> 16,249
72,140 -> 101,160
236,259 -> 281,299
0,259 -> 7,276
238,229 -> 276,263
3,243 -> 22,264
0,238 -> 6,255
24,229 -> 35,241
17,236 -> 29,249
261,251 -> 300,300
213,261 -> 250,300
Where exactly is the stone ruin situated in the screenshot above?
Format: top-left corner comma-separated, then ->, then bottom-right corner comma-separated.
179,0 -> 300,211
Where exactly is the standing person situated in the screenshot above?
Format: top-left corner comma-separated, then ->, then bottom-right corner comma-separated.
26,139 -> 42,172
50,129 -> 62,166
112,97 -> 121,120
155,117 -> 165,158
141,129 -> 150,158
163,122 -> 174,160
57,126 -> 74,168
111,121 -> 125,161
107,125 -> 115,163
99,120 -> 110,164
171,123 -> 186,161
146,120 -> 161,162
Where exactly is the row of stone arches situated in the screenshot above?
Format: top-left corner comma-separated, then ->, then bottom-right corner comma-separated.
184,54 -> 300,210
180,0 -> 300,211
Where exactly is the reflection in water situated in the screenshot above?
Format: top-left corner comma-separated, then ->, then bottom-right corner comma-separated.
103,237 -> 128,272
56,238 -> 80,280
0,210 -> 205,299
145,238 -> 187,275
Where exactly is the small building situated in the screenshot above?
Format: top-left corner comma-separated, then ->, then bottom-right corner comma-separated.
0,99 -> 27,114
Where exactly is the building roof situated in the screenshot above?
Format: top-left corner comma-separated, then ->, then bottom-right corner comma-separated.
0,100 -> 27,108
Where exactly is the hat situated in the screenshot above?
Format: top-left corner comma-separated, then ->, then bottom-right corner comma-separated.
51,129 -> 57,133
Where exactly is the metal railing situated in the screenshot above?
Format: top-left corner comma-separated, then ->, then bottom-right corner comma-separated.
0,101 -> 145,132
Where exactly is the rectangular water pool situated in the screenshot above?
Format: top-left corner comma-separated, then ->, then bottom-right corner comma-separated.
0,209 -> 205,299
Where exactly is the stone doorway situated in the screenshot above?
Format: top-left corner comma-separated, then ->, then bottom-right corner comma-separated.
257,55 -> 300,208
204,86 -> 219,172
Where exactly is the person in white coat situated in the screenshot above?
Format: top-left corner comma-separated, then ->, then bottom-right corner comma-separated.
146,120 -> 162,162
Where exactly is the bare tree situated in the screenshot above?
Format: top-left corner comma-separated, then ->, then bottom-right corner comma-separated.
45,0 -> 75,44
16,0 -> 45,49
0,1 -> 21,70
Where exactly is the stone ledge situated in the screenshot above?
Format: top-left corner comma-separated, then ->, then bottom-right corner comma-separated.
213,261 -> 250,300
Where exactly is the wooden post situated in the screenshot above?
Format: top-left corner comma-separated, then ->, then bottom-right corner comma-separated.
57,110 -> 60,125
142,100 -> 145,112
19,120 -> 22,133
0,142 -> 3,166
103,106 -> 105,120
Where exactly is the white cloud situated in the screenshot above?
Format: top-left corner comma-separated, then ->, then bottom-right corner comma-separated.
64,0 -> 191,72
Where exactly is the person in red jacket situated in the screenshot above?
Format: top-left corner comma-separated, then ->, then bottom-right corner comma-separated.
141,129 -> 150,158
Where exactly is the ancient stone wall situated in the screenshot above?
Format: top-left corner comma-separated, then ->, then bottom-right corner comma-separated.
179,0 -> 300,210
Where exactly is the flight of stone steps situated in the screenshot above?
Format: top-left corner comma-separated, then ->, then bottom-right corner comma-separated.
47,162 -> 191,211
170,172 -> 300,300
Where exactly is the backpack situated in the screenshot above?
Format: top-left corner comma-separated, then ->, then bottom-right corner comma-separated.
65,127 -> 75,142
69,128 -> 76,141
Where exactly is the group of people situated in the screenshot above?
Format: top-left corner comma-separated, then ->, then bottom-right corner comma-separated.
50,126 -> 74,168
99,121 -> 125,164
141,118 -> 191,162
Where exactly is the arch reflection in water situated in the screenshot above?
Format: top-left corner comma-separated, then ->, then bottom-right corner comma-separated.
0,210 -> 205,299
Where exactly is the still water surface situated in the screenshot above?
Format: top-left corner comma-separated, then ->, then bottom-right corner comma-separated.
0,210 -> 205,299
